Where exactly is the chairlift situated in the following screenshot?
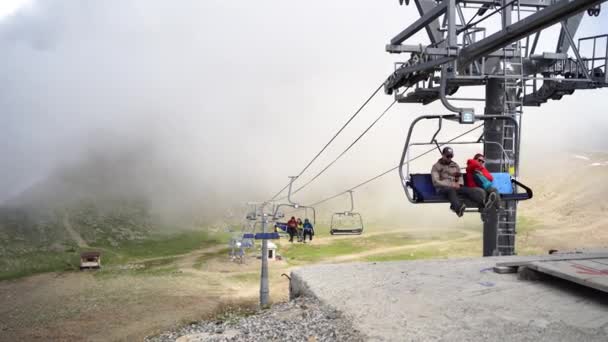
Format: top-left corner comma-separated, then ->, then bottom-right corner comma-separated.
272,177 -> 316,230
229,222 -> 256,262
330,191 -> 364,235
245,202 -> 260,221
400,114 -> 532,210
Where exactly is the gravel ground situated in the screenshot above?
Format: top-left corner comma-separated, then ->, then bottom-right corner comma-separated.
290,259 -> 608,341
145,297 -> 365,342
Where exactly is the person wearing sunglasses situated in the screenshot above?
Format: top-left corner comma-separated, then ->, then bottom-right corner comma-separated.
431,147 -> 486,217
465,153 -> 499,209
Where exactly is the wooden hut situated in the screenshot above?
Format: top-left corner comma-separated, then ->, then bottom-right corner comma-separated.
80,251 -> 101,270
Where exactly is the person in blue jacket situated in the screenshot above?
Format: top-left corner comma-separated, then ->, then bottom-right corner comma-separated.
302,218 -> 314,243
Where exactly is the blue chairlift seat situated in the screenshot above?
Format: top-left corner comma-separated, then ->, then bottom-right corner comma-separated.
243,233 -> 255,239
274,222 -> 288,232
406,172 -> 532,204
254,232 -> 280,240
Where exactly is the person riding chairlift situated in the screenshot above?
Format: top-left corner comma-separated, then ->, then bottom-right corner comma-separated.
302,218 -> 314,243
431,147 -> 491,217
465,153 -> 499,208
287,216 -> 298,243
296,218 -> 303,242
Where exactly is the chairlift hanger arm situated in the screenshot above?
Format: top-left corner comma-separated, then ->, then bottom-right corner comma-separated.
430,117 -> 443,145
440,65 -> 465,113
286,176 -> 298,205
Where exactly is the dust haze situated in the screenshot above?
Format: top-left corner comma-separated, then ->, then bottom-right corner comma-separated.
1,1 -> 607,228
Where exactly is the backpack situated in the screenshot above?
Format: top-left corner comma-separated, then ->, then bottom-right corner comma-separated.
473,171 -> 493,190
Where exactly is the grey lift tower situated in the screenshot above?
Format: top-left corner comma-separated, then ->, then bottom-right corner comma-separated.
385,0 -> 608,256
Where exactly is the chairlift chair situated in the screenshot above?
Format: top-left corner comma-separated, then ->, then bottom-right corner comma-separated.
330,191 -> 364,235
272,176 -> 317,226
245,202 -> 260,221
400,114 -> 532,210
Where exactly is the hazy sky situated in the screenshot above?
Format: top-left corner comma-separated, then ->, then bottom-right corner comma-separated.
1,1 -> 607,219
0,0 -> 29,19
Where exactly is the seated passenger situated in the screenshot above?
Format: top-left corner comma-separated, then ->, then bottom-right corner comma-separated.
466,153 -> 499,208
431,147 -> 486,217
296,218 -> 303,242
287,216 -> 297,243
302,218 -> 314,243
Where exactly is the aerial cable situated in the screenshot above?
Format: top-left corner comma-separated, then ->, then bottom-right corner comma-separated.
305,123 -> 484,207
277,99 -> 398,200
267,81 -> 385,201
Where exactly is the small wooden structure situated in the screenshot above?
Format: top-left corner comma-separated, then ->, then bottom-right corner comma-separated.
80,251 -> 101,270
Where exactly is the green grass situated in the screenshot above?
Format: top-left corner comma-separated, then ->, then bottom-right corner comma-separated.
0,230 -> 226,281
364,238 -> 480,262
281,233 -> 421,264
193,247 -> 230,269
279,230 -> 471,264
282,239 -> 363,263
93,230 -> 225,265
0,250 -> 81,281
94,257 -> 181,278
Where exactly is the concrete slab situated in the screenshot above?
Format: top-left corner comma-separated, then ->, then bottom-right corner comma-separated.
526,259 -> 608,293
290,257 -> 608,342
495,251 -> 608,267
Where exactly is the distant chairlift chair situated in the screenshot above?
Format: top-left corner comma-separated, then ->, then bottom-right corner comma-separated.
330,191 -> 364,235
272,177 -> 316,238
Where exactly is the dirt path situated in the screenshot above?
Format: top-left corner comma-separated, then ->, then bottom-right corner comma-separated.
63,213 -> 89,248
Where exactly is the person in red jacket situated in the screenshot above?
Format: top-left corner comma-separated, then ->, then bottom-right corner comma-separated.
287,216 -> 298,243
466,153 -> 499,208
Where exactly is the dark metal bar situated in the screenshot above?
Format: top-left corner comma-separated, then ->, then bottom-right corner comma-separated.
530,30 -> 540,55
457,0 -> 549,7
593,37 -> 597,70
560,21 -> 592,80
458,0 -> 607,70
448,0 -> 457,47
447,97 -> 487,101
385,45 -> 458,55
416,0 -> 445,45
578,33 -> 608,41
386,45 -> 520,58
605,36 -> 608,83
457,0 -> 518,34
391,1 -> 448,45
556,13 -> 584,54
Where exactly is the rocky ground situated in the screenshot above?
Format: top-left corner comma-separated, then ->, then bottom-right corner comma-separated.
145,297 -> 365,342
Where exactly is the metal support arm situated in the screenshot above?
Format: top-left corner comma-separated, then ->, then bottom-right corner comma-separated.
458,0 -> 607,70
